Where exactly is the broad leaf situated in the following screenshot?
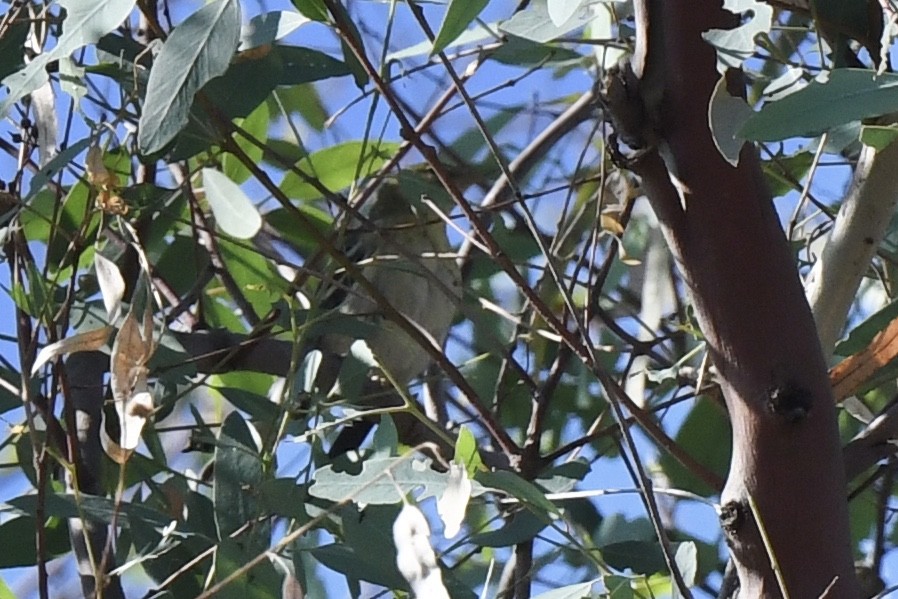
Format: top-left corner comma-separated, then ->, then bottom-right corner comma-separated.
740,69 -> 898,141
138,0 -> 242,154
280,141 -> 401,200
202,168 -> 262,239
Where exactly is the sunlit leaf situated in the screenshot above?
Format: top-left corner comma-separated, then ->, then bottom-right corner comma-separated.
138,0 -> 241,154
202,168 -> 262,239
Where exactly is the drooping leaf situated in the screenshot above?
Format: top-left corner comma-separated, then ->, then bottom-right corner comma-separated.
436,462 -> 471,539
138,0 -> 242,154
0,19 -> 28,81
432,0 -> 489,56
213,411 -> 269,544
109,307 -> 154,455
702,0 -> 773,72
708,75 -> 753,166
202,168 -> 262,239
0,0 -> 136,118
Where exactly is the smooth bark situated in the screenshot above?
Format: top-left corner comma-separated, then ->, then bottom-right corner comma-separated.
607,1 -> 860,596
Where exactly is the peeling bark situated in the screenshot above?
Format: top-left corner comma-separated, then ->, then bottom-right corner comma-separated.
603,1 -> 859,596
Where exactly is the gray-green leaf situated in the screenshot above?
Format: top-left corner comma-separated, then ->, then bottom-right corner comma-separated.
138,0 -> 241,154
202,168 -> 262,239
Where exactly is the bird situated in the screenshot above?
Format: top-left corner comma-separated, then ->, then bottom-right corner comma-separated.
317,175 -> 462,457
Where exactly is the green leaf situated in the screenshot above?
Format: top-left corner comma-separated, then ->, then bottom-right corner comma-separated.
292,0 -> 328,21
836,297 -> 898,356
311,543 -> 409,590
280,141 -> 401,200
213,411 -> 268,540
432,0 -> 489,56
499,0 -> 596,44
740,69 -> 898,142
657,396 -> 731,496
0,19 -> 28,81
240,11 -> 311,50
531,581 -> 596,599
217,237 -> 287,318
202,168 -> 262,239
601,540 -> 666,575
7,493 -> 172,529
0,576 -> 14,599
0,516 -> 71,567
214,537 -> 283,599
310,456 -> 487,505
476,470 -> 560,516
138,0 -> 242,154
0,0 -> 136,118
860,124 -> 898,151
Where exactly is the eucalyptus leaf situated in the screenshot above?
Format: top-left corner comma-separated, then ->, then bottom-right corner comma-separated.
202,168 -> 262,239
740,69 -> 898,141
138,0 -> 241,154
0,0 -> 136,118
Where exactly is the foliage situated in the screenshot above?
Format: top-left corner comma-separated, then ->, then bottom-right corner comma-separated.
0,0 -> 896,597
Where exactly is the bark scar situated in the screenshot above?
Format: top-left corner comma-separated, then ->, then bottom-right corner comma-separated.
766,379 -> 812,423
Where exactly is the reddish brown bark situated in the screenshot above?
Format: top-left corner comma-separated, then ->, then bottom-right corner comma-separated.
612,1 -> 860,596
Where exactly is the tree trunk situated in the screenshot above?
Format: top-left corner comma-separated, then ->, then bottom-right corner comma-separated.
605,1 -> 860,596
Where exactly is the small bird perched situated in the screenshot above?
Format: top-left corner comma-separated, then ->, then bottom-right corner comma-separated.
319,177 -> 461,456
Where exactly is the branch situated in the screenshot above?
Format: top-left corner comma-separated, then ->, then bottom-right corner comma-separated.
806,141 -> 898,356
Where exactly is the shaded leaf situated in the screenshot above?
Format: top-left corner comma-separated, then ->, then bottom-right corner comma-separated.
0,0 -> 136,118
7,493 -> 172,528
0,516 -> 71,567
470,509 -> 548,547
476,470 -> 560,516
